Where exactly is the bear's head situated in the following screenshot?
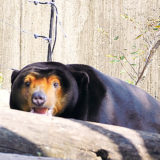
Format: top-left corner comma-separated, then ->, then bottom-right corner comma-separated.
10,62 -> 81,116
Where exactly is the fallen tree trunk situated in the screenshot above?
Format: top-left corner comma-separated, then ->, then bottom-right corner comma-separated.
0,108 -> 160,160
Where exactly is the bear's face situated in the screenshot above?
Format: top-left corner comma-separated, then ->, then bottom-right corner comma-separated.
21,72 -> 65,115
10,62 -> 80,116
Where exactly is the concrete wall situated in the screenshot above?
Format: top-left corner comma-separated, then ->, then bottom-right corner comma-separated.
0,0 -> 160,100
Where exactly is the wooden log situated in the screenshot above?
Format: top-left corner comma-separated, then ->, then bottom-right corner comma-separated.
0,108 -> 160,160
0,153 -> 61,160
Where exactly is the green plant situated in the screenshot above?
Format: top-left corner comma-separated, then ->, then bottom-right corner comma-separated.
106,13 -> 160,85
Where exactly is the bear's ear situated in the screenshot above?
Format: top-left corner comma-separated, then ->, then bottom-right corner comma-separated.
69,70 -> 90,119
71,71 -> 89,88
11,69 -> 20,84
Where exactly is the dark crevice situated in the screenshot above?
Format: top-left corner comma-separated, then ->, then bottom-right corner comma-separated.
95,149 -> 111,160
77,147 -> 111,160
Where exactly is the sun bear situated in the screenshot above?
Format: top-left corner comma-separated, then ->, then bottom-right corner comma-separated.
10,62 -> 160,133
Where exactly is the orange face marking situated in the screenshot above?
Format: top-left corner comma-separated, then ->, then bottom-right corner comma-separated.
20,72 -> 66,115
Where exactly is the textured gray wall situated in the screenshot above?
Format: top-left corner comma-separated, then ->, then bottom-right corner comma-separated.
0,0 -> 160,100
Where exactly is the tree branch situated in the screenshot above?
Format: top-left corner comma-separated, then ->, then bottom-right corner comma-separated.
135,31 -> 160,85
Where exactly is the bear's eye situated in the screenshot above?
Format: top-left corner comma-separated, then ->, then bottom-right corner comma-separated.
53,82 -> 59,88
24,81 -> 31,87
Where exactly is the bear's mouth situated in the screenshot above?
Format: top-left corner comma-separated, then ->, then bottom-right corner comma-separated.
31,107 -> 53,116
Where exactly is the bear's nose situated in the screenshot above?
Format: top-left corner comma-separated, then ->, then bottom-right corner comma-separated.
32,91 -> 46,106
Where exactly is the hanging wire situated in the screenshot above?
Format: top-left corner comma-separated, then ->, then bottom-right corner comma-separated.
51,1 -> 58,59
0,0 -> 67,61
28,0 -> 58,61
28,0 -> 68,61
47,0 -> 56,61
0,18 -> 33,36
28,0 -> 55,5
34,34 -> 52,43
0,17 -> 52,43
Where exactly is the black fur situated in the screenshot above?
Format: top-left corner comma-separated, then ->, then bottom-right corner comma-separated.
10,62 -> 160,133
